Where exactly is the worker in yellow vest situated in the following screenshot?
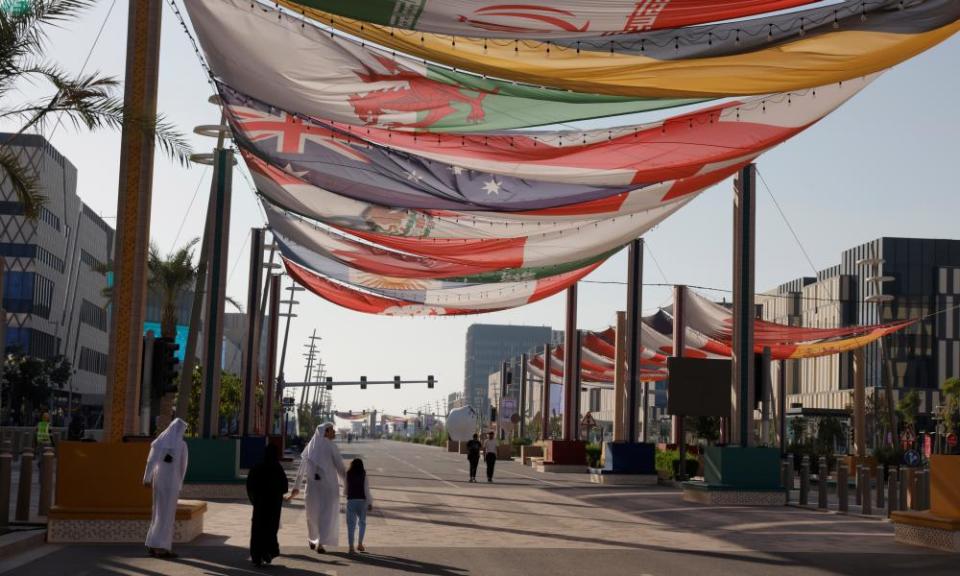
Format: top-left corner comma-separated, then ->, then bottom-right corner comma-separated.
36,412 -> 52,448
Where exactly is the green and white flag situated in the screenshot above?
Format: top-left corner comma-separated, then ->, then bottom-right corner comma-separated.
186,0 -> 703,133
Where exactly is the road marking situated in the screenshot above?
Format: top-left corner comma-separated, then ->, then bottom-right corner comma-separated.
383,451 -> 457,488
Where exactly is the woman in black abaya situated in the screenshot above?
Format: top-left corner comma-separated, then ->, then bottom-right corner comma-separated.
246,444 -> 289,566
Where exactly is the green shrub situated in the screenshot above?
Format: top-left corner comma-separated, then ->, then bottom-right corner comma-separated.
585,442 -> 602,467
656,449 -> 697,479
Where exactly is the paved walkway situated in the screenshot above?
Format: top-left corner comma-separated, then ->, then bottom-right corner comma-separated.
2,439 -> 955,575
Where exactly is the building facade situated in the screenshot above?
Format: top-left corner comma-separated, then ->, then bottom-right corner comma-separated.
463,324 -> 552,419
759,237 -> 960,417
1,133 -> 114,415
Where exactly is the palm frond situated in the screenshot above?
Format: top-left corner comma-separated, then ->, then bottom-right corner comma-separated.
0,145 -> 44,218
225,295 -> 243,313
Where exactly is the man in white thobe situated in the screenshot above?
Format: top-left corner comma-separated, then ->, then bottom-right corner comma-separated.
291,422 -> 346,553
143,418 -> 189,558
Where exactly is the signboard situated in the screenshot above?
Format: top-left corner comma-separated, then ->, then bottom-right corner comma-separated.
500,399 -> 516,424
580,412 -> 597,429
903,449 -> 921,467
900,428 -> 916,444
948,433 -> 958,448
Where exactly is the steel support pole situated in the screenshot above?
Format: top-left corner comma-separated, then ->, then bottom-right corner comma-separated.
241,228 -> 265,436
519,353 -> 528,439
573,329 -> 583,441
176,184 -> 214,423
103,0 -> 162,442
265,275 -> 281,439
198,147 -> 233,438
778,359 -> 787,456
853,348 -> 867,457
673,285 -> 687,474
541,344 -> 552,441
613,311 -> 627,442
761,346 -> 772,445
626,239 -> 643,443
562,285 -> 578,441
497,362 -> 506,439
731,164 -> 757,447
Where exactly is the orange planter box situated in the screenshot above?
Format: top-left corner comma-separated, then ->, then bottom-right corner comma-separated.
931,455 -> 960,519
55,441 -> 152,512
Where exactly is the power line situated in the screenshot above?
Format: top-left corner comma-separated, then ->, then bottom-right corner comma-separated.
644,240 -> 669,284
756,168 -> 819,277
45,0 -> 119,142
170,166 -> 209,251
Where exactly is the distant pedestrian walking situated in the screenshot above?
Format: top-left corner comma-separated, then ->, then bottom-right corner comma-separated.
246,443 -> 289,567
344,458 -> 373,554
143,418 -> 189,559
465,434 -> 481,482
483,431 -> 498,483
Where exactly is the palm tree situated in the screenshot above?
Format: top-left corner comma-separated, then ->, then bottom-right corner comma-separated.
149,239 -> 200,339
0,2 -> 191,408
0,0 -> 190,217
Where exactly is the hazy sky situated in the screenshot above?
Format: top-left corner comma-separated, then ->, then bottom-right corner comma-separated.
35,1 -> 960,417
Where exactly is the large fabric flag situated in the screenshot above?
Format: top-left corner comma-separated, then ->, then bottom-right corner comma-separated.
282,256 -> 600,315
185,0 -> 705,133
288,0 -> 960,97
264,201 -> 618,281
225,73 -> 872,209
246,148 -> 747,239
276,0 -> 819,38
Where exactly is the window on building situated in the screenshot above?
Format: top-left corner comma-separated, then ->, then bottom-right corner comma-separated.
39,206 -> 61,232
0,201 -> 24,215
79,249 -> 106,274
32,274 -> 54,319
2,270 -> 33,313
35,246 -> 65,273
79,299 -> 107,332
4,326 -> 30,353
78,347 -> 108,376
0,243 -> 36,258
29,329 -> 58,359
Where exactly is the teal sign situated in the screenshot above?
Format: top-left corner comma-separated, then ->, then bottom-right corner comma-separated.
143,322 -> 188,362
1,1 -> 30,16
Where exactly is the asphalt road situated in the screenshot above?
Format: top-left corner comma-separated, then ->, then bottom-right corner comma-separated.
3,439 -> 955,576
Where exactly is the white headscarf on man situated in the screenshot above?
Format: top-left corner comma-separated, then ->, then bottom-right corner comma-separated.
143,417 -> 189,551
293,421 -> 344,547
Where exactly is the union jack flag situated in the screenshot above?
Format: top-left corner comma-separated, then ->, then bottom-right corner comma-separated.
229,105 -> 369,164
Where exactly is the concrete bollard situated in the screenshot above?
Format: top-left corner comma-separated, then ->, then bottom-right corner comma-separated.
781,461 -> 791,503
908,469 -> 919,511
861,467 -> 872,515
917,470 -> 929,510
837,464 -> 849,512
38,445 -> 55,516
799,455 -> 810,506
0,440 -> 11,527
875,466 -> 885,510
855,465 -> 863,505
887,468 -> 899,517
817,457 -> 828,509
899,467 -> 909,511
15,447 -> 34,522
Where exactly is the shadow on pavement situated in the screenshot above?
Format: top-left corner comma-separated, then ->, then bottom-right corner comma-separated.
326,551 -> 468,576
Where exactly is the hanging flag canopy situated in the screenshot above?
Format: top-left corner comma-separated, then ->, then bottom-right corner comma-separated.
275,0 -> 820,38
283,0 -> 960,97
187,0 -> 707,133
522,289 -> 916,387
180,0 -> 956,317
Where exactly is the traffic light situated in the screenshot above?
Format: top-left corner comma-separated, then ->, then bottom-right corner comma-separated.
326,376 -> 333,390
360,375 -> 367,390
403,421 -> 408,430
394,375 -> 400,389
427,375 -> 434,389
403,410 -> 407,416
151,337 -> 180,396
506,371 -> 512,385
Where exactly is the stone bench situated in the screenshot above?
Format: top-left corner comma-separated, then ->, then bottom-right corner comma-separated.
48,500 -> 207,543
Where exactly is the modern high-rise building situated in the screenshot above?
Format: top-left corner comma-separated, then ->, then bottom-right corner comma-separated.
0,133 -> 114,416
758,237 -> 960,416
463,324 -> 552,419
